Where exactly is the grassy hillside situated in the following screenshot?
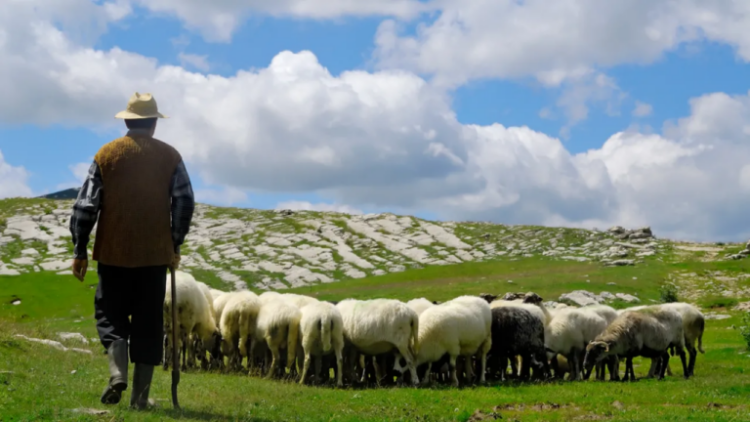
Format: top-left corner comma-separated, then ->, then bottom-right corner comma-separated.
2,198 -> 750,421
2,257 -> 750,421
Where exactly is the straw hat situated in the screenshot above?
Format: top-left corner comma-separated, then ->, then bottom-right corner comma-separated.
114,92 -> 168,119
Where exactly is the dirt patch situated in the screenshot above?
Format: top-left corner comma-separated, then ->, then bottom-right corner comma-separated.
467,410 -> 501,421
706,402 -> 736,410
496,402 -> 568,412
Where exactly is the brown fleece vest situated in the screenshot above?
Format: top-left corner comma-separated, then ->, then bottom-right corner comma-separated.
92,134 -> 181,268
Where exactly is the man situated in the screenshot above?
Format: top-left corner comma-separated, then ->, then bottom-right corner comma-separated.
69,92 -> 195,410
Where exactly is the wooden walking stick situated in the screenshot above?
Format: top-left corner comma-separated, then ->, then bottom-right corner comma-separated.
169,265 -> 181,410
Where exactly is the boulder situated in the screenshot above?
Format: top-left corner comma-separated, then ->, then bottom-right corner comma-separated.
559,291 -> 602,307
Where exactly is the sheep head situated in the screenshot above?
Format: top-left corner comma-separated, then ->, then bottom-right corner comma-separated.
582,341 -> 611,374
502,292 -> 525,301
523,292 -> 544,304
479,293 -> 497,303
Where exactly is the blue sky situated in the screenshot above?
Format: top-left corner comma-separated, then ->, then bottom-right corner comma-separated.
1,1 -> 750,240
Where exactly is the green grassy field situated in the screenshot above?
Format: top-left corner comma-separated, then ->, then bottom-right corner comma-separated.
1,256 -> 750,421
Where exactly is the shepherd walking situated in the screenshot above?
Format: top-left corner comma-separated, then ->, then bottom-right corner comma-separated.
69,92 -> 195,409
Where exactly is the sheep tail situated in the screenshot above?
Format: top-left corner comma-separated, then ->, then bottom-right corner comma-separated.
286,318 -> 300,367
697,316 -> 705,354
320,315 -> 332,354
409,313 -> 419,357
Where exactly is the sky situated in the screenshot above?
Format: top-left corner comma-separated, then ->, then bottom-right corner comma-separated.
1,0 -> 750,242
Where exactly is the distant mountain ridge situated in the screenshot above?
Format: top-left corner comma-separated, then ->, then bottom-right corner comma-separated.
39,188 -> 80,200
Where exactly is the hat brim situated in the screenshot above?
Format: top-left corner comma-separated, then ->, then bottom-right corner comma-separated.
114,110 -> 168,119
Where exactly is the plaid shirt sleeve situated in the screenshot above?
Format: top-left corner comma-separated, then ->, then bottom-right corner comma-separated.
69,161 -> 102,260
170,160 -> 195,255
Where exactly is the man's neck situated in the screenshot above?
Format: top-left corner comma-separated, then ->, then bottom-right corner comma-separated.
126,128 -> 155,137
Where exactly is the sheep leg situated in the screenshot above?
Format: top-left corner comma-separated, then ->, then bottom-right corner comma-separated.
181,334 -> 188,371
549,354 -> 562,379
519,353 -> 531,381
678,348 -> 689,379
335,348 -> 344,387
464,355 -> 475,384
478,341 -> 490,384
657,353 -> 668,380
686,343 -> 697,377
313,354 -> 322,384
373,355 -> 384,387
247,339 -> 260,376
266,342 -> 280,380
449,355 -> 460,388
607,356 -> 620,381
395,344 -> 420,386
420,362 -> 433,387
499,354 -> 509,381
622,357 -> 635,382
299,352 -> 312,385
510,355 -> 519,378
566,352 -> 579,381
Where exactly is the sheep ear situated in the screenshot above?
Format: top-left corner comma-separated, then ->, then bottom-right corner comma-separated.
602,342 -> 610,353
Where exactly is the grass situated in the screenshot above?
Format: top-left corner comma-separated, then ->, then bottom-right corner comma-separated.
2,222 -> 750,419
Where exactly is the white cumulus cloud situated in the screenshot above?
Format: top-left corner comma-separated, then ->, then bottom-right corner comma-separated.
633,101 -> 654,117
374,0 -> 750,87
128,0 -> 431,42
3,1 -> 750,242
0,150 -> 33,199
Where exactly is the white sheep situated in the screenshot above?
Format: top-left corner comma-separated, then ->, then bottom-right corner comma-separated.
298,301 -> 345,387
219,290 -> 261,371
580,304 -> 618,325
544,308 -> 608,380
336,298 -> 420,385
395,295 -> 492,387
406,298 -> 436,316
195,281 -> 216,319
163,271 -> 220,371
282,293 -> 320,309
659,302 -> 705,376
251,297 -> 302,379
209,288 -> 226,302
213,292 -> 233,330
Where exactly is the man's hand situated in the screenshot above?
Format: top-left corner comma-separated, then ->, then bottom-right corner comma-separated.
171,254 -> 181,270
72,258 -> 88,282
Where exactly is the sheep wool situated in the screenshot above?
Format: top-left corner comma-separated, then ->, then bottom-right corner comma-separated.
298,301 -> 345,387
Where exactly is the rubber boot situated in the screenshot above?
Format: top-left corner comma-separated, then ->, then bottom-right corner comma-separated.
100,339 -> 129,404
130,363 -> 155,410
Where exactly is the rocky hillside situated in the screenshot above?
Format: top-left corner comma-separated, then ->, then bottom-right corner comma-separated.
0,198 -> 747,295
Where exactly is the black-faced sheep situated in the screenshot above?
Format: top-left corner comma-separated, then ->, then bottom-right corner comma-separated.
583,310 -> 674,381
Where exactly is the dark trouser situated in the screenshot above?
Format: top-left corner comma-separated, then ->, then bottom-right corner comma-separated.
94,263 -> 167,365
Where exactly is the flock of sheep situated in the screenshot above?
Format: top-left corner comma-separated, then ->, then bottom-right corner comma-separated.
162,271 -> 706,388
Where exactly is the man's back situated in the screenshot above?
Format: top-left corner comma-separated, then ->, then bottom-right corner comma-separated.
93,131 -> 182,268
